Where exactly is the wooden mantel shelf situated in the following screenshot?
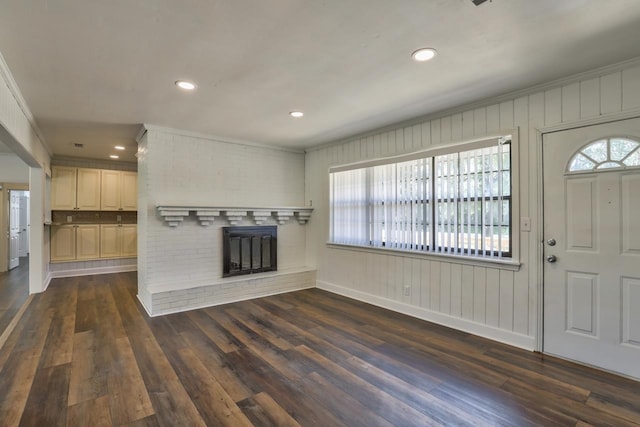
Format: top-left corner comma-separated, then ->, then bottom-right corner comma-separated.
157,205 -> 313,227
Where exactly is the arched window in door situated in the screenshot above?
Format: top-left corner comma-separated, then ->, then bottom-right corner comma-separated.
567,137 -> 640,172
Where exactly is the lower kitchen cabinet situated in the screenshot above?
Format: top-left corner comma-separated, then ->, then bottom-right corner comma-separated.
51,224 -> 137,262
100,224 -> 137,258
50,224 -> 101,261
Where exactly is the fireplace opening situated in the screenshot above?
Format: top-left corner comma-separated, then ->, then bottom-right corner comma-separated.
223,226 -> 277,277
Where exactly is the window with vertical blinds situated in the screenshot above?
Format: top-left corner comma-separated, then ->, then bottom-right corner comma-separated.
330,136 -> 512,258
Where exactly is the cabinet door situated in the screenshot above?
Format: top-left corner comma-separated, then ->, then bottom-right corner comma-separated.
100,170 -> 121,211
100,224 -> 120,258
77,168 -> 101,210
50,225 -> 76,262
120,172 -> 137,211
76,225 -> 101,260
51,167 -> 77,210
121,225 -> 137,257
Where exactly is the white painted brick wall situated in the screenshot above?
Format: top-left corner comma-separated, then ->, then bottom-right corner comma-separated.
150,269 -> 316,316
137,128 -> 312,314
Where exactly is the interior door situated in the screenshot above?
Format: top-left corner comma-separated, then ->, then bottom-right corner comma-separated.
543,117 -> 640,380
18,192 -> 29,257
8,191 -> 20,270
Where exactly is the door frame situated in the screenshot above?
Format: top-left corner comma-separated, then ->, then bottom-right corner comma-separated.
535,108 -> 640,352
0,182 -> 28,272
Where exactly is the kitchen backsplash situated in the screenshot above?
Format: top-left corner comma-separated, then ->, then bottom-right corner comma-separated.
52,210 -> 137,224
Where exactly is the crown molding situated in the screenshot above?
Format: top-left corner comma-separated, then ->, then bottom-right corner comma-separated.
140,124 -> 305,154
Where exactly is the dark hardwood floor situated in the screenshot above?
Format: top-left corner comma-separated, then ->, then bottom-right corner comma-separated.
0,257 -> 29,340
0,272 -> 639,426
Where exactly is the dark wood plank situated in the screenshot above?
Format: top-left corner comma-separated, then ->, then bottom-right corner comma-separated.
19,364 -> 71,427
0,258 -> 30,338
0,273 -> 639,426
66,395 -> 113,427
237,392 -> 301,427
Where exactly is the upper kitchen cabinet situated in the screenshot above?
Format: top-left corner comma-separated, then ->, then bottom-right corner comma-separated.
51,166 -> 101,210
101,170 -> 137,211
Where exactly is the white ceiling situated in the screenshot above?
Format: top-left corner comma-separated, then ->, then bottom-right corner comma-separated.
2,0 -> 640,163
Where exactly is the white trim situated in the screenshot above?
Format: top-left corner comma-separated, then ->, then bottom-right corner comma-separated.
317,280 -> 535,351
148,284 -> 316,317
535,129 -> 545,352
42,271 -> 52,293
140,124 -> 305,154
49,264 -> 137,279
137,294 -> 153,317
540,109 -> 640,135
326,242 -> 521,271
328,132 -> 512,172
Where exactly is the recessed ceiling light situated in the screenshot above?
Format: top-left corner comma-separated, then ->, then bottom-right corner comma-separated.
290,111 -> 304,118
109,155 -> 119,159
175,80 -> 196,90
411,48 -> 437,62
114,145 -> 125,150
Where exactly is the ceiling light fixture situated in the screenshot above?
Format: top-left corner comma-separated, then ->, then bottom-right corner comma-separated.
290,111 -> 304,118
109,155 -> 119,159
175,80 -> 196,90
411,48 -> 437,62
114,145 -> 125,150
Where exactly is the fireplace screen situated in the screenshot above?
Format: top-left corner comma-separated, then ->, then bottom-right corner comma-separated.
223,226 -> 277,277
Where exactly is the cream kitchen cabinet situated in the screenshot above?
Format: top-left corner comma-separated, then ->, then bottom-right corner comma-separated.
50,224 -> 101,262
100,224 -> 137,258
100,170 -> 137,211
51,167 -> 101,210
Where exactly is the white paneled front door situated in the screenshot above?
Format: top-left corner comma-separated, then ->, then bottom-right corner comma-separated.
543,117 -> 640,380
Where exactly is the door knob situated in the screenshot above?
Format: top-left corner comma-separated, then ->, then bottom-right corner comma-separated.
546,255 -> 557,263
546,238 -> 556,246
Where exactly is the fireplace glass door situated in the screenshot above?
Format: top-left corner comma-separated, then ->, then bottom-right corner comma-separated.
223,226 -> 277,277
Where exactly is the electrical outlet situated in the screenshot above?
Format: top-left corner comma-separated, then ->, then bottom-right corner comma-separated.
66,216 -> 73,223
403,285 -> 411,297
117,215 -> 122,222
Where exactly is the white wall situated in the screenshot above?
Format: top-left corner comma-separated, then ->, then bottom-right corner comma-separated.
0,53 -> 51,292
0,153 -> 29,182
137,127 -> 311,315
305,59 -> 640,350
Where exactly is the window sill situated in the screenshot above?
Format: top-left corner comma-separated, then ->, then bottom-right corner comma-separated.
326,242 -> 521,271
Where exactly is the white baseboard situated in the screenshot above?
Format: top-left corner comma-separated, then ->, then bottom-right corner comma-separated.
42,271 -> 52,292
137,294 -> 154,317
317,280 -> 535,351
49,264 -> 137,279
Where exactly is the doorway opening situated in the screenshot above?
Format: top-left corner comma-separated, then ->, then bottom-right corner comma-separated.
8,190 -> 29,270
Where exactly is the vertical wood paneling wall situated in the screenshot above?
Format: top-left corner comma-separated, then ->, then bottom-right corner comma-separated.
305,59 -> 640,350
